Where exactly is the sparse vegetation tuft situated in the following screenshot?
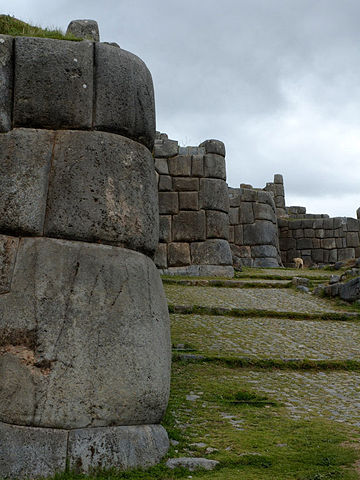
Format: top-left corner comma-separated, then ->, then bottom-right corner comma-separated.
0,14 -> 81,40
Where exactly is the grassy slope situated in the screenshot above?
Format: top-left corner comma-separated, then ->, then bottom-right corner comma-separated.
0,14 -> 80,40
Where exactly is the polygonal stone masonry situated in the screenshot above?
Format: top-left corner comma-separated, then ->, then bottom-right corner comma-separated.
44,130 -> 159,256
94,43 -> 155,151
14,37 -> 94,130
0,237 -> 170,429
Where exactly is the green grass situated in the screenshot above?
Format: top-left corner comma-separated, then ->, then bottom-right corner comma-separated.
0,15 -> 81,40
173,352 -> 360,371
168,304 -> 360,321
163,277 -> 292,288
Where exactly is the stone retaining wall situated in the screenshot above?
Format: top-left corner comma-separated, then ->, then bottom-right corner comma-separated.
0,23 -> 170,478
279,216 -> 360,266
154,133 -> 234,277
228,185 -> 281,268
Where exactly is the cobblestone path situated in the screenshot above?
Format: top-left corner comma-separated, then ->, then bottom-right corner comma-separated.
165,285 -> 341,313
165,268 -> 360,427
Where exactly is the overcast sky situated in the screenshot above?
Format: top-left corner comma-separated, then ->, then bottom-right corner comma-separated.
5,0 -> 360,217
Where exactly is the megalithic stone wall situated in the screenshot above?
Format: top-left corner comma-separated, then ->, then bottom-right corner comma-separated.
228,186 -> 282,268
0,24 -> 171,478
153,133 -> 234,277
278,216 -> 360,266
263,174 -> 287,217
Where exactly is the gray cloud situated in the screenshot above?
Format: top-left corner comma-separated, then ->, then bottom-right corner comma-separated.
5,0 -> 360,216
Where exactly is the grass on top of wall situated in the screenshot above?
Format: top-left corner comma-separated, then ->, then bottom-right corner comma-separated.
0,15 -> 81,40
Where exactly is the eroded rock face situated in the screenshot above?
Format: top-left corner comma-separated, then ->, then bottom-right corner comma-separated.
0,237 -> 171,429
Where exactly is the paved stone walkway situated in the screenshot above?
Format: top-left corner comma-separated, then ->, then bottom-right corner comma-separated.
171,314 -> 360,360
167,269 -> 360,428
165,285 -> 340,313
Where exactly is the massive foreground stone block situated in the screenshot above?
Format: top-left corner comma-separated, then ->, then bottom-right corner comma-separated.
0,422 -> 169,478
0,129 -> 54,235
14,37 -> 93,129
0,237 -> 171,430
94,43 -> 156,151
44,130 -> 159,255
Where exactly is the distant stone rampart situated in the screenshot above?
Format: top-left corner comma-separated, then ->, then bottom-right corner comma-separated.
154,132 -> 234,277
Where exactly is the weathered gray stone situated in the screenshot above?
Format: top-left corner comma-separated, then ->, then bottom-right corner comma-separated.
0,35 -> 13,132
179,192 -> 199,211
228,188 -> 241,207
158,175 -> 173,191
173,177 -> 199,191
203,154 -> 226,179
279,237 -> 296,251
329,274 -> 341,284
296,285 -> 310,293
199,179 -> 229,213
297,238 -> 313,250
168,243 -> 191,267
239,202 -> 254,224
339,277 -> 360,302
66,19 -> 100,41
322,238 -> 337,250
257,190 -> 276,206
357,208 -> 360,220
251,245 -> 278,258
191,239 -> 232,265
179,146 -> 205,155
231,244 -> 251,258
312,238 -> 321,248
292,277 -> 310,287
44,131 -> 159,255
14,37 -> 93,129
159,216 -> 171,242
199,139 -> 225,157
206,211 -> 229,239
253,203 -> 275,222
0,235 -> 19,294
274,174 -> 283,184
94,43 -> 155,150
154,158 -> 169,175
229,207 -> 239,225
154,243 -> 167,269
346,218 -> 360,232
168,155 -> 192,176
346,232 -> 360,248
304,229 -> 315,238
167,457 -> 219,471
154,138 -> 178,158
159,192 -> 179,215
68,424 -> 169,473
253,257 -> 279,268
191,155 -> 204,177
234,225 -> 244,244
229,226 -> 234,243
0,237 -> 171,429
338,248 -> 356,261
0,422 -> 67,479
243,221 -> 278,246
239,188 -> 257,202
0,128 -> 54,235
172,211 -> 206,242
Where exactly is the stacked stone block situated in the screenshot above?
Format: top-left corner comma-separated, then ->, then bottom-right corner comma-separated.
279,217 -> 360,266
264,174 -> 287,217
154,134 -> 234,277
0,23 -> 170,479
228,186 -> 281,268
